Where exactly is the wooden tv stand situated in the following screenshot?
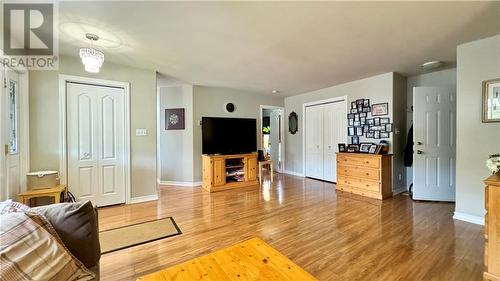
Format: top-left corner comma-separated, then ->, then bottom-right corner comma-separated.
202,153 -> 258,192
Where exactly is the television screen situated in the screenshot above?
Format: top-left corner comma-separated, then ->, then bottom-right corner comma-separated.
202,117 -> 257,155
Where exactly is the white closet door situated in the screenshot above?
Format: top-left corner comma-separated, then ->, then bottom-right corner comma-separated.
323,102 -> 348,182
67,83 -> 126,207
305,105 -> 323,179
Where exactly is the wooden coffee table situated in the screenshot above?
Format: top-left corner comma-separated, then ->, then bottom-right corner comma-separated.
137,237 -> 317,281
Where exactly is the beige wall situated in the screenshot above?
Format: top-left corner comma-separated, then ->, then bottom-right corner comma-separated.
29,55 -> 157,198
192,86 -> 284,181
158,85 -> 194,183
455,34 -> 500,219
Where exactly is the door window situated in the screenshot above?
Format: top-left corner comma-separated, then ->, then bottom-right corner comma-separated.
8,80 -> 18,154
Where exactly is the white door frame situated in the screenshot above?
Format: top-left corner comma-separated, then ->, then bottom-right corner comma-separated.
58,75 -> 131,204
1,63 -> 30,199
302,96 -> 348,178
259,105 -> 285,172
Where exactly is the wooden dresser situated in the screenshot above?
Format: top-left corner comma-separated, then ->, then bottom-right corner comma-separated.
484,173 -> 500,281
336,152 -> 392,200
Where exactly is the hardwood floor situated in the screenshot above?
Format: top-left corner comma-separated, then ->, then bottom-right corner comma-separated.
98,174 -> 484,281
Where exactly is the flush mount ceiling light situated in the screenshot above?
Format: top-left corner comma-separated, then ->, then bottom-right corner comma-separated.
421,60 -> 443,71
79,33 -> 104,73
271,90 -> 280,94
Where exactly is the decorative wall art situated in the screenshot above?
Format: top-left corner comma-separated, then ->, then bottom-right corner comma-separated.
165,108 -> 185,130
346,99 -> 393,144
371,103 -> 389,116
482,78 -> 500,122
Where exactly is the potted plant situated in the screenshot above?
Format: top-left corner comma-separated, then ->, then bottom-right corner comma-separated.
487,153 -> 500,174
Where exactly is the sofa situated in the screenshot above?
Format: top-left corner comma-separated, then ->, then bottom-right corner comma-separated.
32,201 -> 101,279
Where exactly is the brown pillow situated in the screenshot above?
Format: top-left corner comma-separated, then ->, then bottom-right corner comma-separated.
33,201 -> 101,268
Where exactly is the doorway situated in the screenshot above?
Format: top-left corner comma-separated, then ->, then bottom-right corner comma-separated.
260,106 -> 284,173
412,86 -> 456,201
303,97 -> 348,182
59,75 -> 131,206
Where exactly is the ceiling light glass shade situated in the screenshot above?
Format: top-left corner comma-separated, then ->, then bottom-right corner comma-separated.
79,48 -> 104,73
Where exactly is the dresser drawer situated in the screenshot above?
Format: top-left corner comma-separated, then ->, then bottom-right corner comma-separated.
337,165 -> 380,181
337,175 -> 380,193
337,154 -> 380,169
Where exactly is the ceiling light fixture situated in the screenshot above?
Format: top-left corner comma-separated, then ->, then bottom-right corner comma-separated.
271,90 -> 280,94
421,60 -> 443,71
79,33 -> 104,73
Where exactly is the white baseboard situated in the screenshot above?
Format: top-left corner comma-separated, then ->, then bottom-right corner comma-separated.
283,170 -> 304,177
130,194 -> 158,204
453,212 -> 484,225
158,180 -> 202,187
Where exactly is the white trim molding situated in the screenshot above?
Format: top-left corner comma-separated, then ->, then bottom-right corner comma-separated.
259,105 -> 286,173
453,212 -> 484,225
283,170 -> 304,177
58,75 -> 132,204
158,180 -> 202,187
130,194 -> 159,204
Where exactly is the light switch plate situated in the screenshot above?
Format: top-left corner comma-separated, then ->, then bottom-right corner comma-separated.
135,129 -> 148,136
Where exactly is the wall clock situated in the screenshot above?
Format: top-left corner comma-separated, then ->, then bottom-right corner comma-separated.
225,102 -> 235,113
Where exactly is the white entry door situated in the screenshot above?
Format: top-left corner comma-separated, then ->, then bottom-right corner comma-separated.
305,105 -> 323,179
323,102 -> 347,182
413,86 -> 456,201
1,66 -> 21,200
67,82 -> 127,207
269,109 -> 282,172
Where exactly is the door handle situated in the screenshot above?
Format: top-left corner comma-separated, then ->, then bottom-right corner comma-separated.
416,150 -> 423,154
416,141 -> 423,145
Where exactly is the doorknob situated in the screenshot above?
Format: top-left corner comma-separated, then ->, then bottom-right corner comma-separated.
416,150 -> 423,154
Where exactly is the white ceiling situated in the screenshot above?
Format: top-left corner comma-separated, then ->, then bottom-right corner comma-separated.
58,1 -> 500,96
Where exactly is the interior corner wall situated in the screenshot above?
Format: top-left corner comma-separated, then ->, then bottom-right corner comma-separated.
405,68 -> 457,187
284,72 -> 397,174
456,34 -> 500,218
192,86 -> 284,182
158,85 -> 194,183
29,55 -> 157,198
392,73 -> 408,192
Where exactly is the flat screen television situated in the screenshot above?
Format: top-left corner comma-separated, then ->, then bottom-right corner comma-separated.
202,117 -> 257,155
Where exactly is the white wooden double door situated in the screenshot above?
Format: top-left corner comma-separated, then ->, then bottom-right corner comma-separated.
67,82 -> 126,207
305,101 -> 347,182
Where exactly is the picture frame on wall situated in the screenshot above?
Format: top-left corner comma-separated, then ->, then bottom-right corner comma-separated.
348,127 -> 355,136
165,108 -> 185,130
362,107 -> 371,113
482,78 -> 500,122
351,108 -> 358,114
349,119 -> 354,126
363,99 -> 370,107
374,117 -> 380,126
352,136 -> 359,145
356,126 -> 363,136
380,118 -> 390,124
372,103 -> 389,116
374,131 -> 380,139
351,101 -> 357,109
367,118 -> 374,126
366,131 -> 375,138
380,132 -> 389,138
385,123 -> 393,132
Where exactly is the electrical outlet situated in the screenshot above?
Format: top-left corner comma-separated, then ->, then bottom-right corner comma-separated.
135,129 -> 148,136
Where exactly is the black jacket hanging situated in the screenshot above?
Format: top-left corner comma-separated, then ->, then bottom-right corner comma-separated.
404,125 -> 413,167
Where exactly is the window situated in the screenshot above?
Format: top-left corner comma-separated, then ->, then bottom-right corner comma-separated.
9,80 -> 18,154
